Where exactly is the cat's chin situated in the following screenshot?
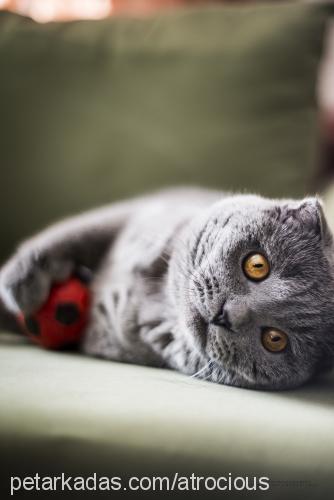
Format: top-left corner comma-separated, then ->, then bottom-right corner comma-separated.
206,361 -> 258,389
197,359 -> 310,391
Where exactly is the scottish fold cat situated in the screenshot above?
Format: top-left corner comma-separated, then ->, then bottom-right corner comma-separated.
1,188 -> 334,390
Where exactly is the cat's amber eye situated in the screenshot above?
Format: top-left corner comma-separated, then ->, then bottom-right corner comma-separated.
262,328 -> 288,353
243,253 -> 270,281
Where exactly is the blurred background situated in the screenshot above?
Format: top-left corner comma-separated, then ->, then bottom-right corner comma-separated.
0,0 -> 235,21
4,1 -> 332,153
0,0 -> 334,264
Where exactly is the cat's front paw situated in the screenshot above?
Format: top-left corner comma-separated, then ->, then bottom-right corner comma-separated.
0,244 -> 73,315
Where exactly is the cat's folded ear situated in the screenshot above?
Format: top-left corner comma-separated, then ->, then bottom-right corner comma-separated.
293,197 -> 332,245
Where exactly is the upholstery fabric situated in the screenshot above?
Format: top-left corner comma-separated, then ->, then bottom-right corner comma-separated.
1,333 -> 334,499
0,3 -> 330,263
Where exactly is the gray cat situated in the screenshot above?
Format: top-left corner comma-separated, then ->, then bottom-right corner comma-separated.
1,187 -> 334,390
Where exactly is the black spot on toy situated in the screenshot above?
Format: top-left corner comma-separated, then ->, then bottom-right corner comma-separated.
55,303 -> 80,325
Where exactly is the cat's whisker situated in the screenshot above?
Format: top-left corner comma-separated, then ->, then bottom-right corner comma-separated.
191,360 -> 212,379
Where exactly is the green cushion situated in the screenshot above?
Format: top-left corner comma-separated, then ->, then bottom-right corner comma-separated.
0,3 -> 331,263
1,333 -> 334,499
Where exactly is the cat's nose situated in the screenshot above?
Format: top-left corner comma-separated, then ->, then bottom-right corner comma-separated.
212,302 -> 252,333
211,307 -> 232,331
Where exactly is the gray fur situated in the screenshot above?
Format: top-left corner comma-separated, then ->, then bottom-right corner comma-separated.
1,188 -> 334,390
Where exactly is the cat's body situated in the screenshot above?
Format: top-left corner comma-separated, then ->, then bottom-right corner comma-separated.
1,187 -> 334,390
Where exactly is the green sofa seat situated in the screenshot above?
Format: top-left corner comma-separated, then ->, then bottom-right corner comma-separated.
1,333 -> 334,500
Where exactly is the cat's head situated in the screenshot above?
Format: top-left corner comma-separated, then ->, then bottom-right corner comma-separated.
170,195 -> 334,390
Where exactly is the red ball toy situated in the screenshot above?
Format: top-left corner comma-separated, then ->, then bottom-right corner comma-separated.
18,277 -> 90,349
